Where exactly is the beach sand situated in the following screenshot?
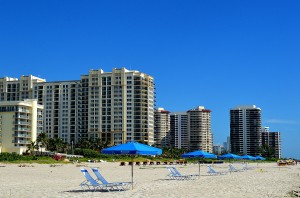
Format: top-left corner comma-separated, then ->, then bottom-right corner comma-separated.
0,162 -> 299,198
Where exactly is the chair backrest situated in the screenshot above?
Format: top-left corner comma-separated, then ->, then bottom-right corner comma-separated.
229,164 -> 236,171
92,168 -> 109,184
207,165 -> 217,173
166,166 -> 176,176
80,168 -> 98,186
172,167 -> 182,176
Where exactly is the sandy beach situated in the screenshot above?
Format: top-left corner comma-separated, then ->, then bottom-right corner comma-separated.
0,162 -> 299,198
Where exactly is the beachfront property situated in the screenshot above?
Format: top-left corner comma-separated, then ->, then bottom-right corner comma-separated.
261,126 -> 282,158
230,105 -> 262,156
170,112 -> 189,149
0,68 -> 155,146
187,106 -> 213,153
154,107 -> 213,152
154,108 -> 171,147
0,99 -> 43,154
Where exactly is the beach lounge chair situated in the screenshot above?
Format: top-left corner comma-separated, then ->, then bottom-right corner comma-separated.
207,165 -> 228,176
171,166 -> 199,179
166,166 -> 195,180
91,167 -> 131,191
242,163 -> 255,170
80,168 -> 104,191
229,164 -> 244,172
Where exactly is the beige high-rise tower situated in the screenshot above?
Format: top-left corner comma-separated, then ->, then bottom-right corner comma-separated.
86,68 -> 155,145
187,106 -> 213,152
0,99 -> 43,154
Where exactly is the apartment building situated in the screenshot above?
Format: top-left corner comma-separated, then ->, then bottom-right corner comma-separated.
86,68 -> 155,145
170,112 -> 188,149
230,105 -> 262,156
0,75 -> 46,101
154,108 -> 170,148
261,127 -> 281,158
187,106 -> 213,152
0,99 -> 43,154
0,68 -> 155,146
33,81 -> 81,143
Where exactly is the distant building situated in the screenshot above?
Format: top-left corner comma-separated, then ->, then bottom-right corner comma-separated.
170,112 -> 188,149
0,99 -> 43,154
261,127 -> 281,159
154,108 -> 170,148
187,106 -> 213,152
223,136 -> 231,153
230,105 -> 262,156
213,144 -> 224,155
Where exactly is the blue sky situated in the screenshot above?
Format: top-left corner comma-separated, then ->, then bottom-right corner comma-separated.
0,1 -> 299,158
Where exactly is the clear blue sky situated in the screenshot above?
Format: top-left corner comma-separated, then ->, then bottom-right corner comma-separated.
1,1 -> 299,158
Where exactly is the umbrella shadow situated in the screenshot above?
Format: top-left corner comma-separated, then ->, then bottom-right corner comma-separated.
63,188 -> 126,193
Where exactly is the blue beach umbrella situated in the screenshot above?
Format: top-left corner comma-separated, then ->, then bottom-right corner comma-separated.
102,142 -> 162,189
241,155 -> 256,160
255,156 -> 266,160
181,150 -> 217,177
218,153 -> 241,160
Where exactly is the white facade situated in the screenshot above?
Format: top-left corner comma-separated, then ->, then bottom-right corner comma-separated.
154,108 -> 170,147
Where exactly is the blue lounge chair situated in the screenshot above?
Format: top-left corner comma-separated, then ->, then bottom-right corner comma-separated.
171,166 -> 199,179
91,167 -> 131,191
229,164 -> 244,172
166,166 -> 195,180
80,168 -> 104,191
207,165 -> 228,175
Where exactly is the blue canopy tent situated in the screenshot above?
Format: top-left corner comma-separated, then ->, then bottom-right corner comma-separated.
181,150 -> 217,177
218,153 -> 241,160
102,142 -> 162,189
241,155 -> 256,160
255,156 -> 266,160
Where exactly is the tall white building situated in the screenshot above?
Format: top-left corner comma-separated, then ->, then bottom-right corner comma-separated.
85,68 -> 155,145
33,81 -> 81,143
187,106 -> 213,152
0,99 -> 43,154
154,108 -> 170,148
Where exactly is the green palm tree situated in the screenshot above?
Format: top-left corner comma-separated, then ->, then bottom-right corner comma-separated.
37,133 -> 48,155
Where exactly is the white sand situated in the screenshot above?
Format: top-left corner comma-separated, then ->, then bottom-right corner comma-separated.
0,162 -> 299,198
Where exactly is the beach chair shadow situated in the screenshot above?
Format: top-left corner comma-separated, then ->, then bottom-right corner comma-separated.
91,167 -> 131,191
207,165 -> 228,176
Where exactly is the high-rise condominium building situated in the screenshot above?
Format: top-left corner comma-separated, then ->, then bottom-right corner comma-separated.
0,99 -> 43,154
0,75 -> 46,101
85,68 -> 155,145
33,80 -> 81,143
154,108 -> 170,148
187,106 -> 213,152
170,112 -> 188,149
0,68 -> 155,146
261,127 -> 281,159
230,105 -> 262,156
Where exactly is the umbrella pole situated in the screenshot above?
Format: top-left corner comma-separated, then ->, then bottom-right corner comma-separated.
198,159 -> 200,178
131,155 -> 134,190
